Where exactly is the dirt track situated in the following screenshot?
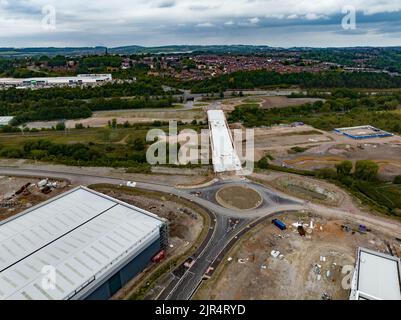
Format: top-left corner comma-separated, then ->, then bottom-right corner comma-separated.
261,97 -> 324,109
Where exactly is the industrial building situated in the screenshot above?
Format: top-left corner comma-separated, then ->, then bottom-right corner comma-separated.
350,247 -> 401,300
208,110 -> 242,173
0,74 -> 112,89
0,186 -> 168,300
334,125 -> 393,140
0,116 -> 14,127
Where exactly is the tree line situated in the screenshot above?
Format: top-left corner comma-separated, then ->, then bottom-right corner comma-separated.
0,138 -> 150,170
1,96 -> 174,125
0,77 -> 166,103
190,70 -> 401,93
228,90 -> 401,133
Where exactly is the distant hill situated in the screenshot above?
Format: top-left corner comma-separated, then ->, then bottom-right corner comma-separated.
110,45 -> 274,55
0,46 -> 108,57
0,45 -> 274,57
2,45 -> 401,58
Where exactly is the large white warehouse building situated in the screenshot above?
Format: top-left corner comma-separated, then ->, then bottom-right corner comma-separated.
0,116 -> 14,127
0,186 -> 168,300
0,74 -> 112,88
350,247 -> 401,300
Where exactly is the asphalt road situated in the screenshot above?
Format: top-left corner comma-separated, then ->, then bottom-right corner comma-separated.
0,167 -> 307,300
2,166 -> 398,300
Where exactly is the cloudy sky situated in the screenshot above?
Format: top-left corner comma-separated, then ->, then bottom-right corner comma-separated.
0,0 -> 401,47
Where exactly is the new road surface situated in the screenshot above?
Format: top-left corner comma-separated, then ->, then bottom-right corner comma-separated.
1,166 -> 399,300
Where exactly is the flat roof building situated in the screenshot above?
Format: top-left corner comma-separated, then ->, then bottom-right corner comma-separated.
0,74 -> 112,88
0,116 -> 14,127
350,247 -> 401,300
0,186 -> 167,300
208,110 -> 242,173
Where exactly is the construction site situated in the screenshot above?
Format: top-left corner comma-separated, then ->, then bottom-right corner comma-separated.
195,211 -> 401,300
0,174 -> 208,300
334,125 -> 394,140
1,93 -> 401,301
0,176 -> 70,221
247,122 -> 401,181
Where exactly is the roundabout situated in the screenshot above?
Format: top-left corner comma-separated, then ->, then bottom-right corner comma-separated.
215,185 -> 263,211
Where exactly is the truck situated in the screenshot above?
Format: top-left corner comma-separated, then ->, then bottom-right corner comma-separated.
272,219 -> 287,231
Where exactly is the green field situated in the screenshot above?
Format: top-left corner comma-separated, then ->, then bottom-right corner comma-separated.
0,122 -> 207,169
355,181 -> 401,213
0,127 -> 147,147
0,127 -> 151,168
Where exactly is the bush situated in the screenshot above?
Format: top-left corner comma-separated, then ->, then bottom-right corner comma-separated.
132,138 -> 146,151
336,160 -> 353,176
30,149 -> 48,160
394,176 -> 401,184
56,122 -> 66,131
290,146 -> 308,153
354,160 -> 379,181
339,175 -> 354,187
257,158 -> 269,169
316,168 -> 338,180
0,147 -> 23,158
126,164 -> 151,173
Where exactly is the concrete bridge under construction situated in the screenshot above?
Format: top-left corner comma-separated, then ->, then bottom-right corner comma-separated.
207,110 -> 242,174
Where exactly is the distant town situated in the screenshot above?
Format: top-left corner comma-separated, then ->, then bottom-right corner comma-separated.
1,46 -> 400,90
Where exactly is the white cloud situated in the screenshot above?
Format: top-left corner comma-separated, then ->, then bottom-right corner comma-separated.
287,14 -> 298,19
0,0 -> 400,46
305,13 -> 325,20
249,17 -> 260,24
196,22 -> 214,27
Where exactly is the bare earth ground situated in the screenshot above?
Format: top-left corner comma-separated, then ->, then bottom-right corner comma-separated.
0,176 -> 70,221
215,185 -> 263,210
261,97 -> 324,109
255,172 -> 343,207
238,124 -> 332,162
281,141 -> 401,181
0,158 -> 210,187
26,108 -> 206,129
259,172 -> 401,243
195,212 -> 401,300
249,124 -> 401,180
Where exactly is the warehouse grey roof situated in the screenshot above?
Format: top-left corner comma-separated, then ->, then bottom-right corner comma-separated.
0,116 -> 14,126
0,74 -> 112,86
353,248 -> 401,300
0,186 -> 165,300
